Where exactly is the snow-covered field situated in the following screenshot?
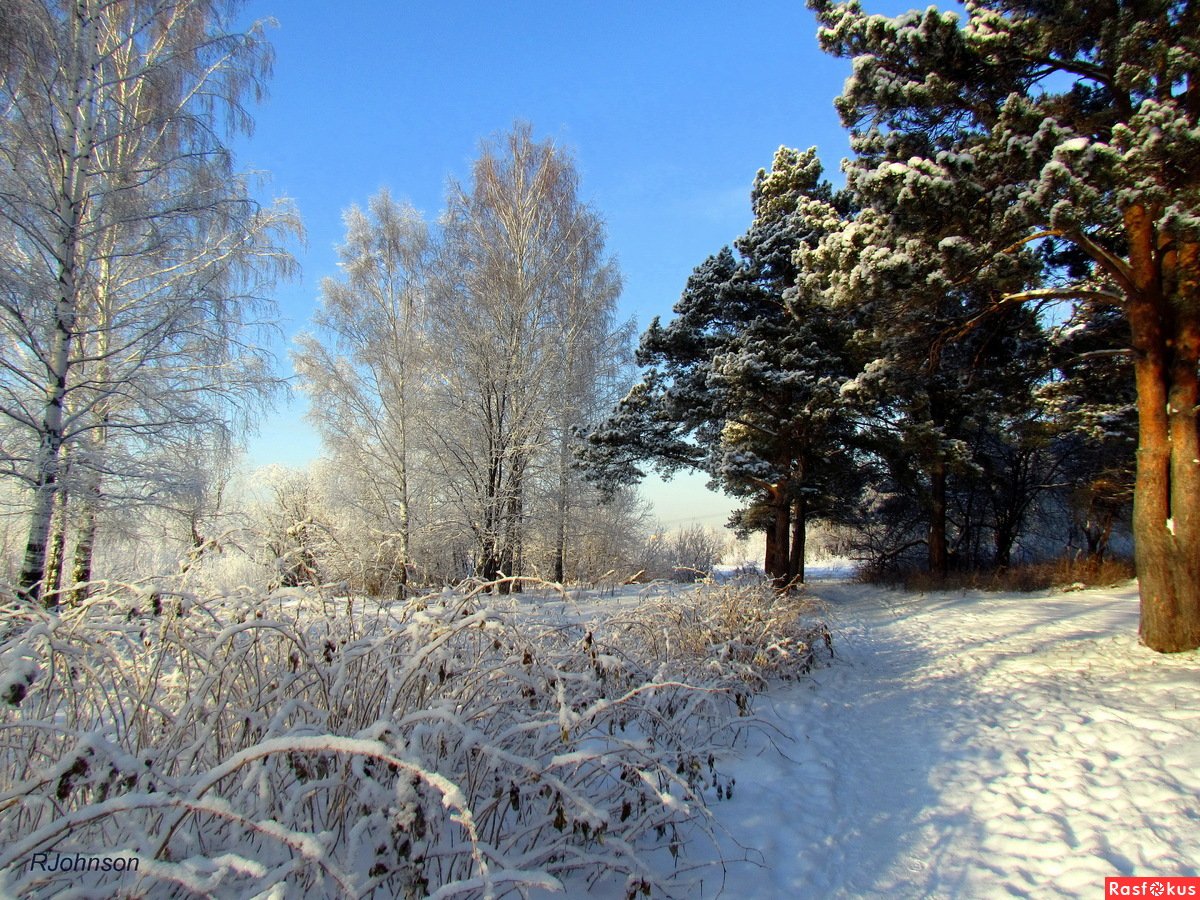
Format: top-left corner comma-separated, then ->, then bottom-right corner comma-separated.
700,577 -> 1200,898
3,571 -> 1197,898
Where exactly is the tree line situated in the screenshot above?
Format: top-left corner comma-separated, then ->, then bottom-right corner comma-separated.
2,0 -> 1195,653
0,0 -> 698,602
291,124 -> 636,594
585,0 -> 1198,653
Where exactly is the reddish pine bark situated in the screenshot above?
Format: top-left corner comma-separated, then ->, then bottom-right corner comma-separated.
1125,206 -> 1200,653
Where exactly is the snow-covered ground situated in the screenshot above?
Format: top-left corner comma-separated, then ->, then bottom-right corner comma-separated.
703,578 -> 1200,898
5,570 -> 1196,898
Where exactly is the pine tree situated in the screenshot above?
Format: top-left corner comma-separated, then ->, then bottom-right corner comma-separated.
801,115 -> 1047,577
1045,301 -> 1138,561
811,0 -> 1200,650
586,148 -> 863,583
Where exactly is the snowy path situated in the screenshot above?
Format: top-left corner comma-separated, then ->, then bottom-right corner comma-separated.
708,581 -> 1200,898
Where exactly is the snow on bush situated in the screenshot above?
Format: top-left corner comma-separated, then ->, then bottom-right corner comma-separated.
0,578 -> 827,898
601,580 -> 833,692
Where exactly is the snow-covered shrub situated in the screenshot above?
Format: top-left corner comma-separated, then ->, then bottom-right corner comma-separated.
806,520 -> 857,562
0,579 -> 764,898
639,525 -> 731,583
601,580 -> 833,691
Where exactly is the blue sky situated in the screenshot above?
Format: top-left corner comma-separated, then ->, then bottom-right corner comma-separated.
235,0 -> 918,529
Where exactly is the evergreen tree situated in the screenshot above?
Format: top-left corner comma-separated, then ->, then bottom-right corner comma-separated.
811,0 -> 1200,650
586,148 -> 863,583
1045,302 -> 1138,561
802,123 -> 1047,576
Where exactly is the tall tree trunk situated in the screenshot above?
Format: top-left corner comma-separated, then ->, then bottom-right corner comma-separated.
44,487 -> 69,602
554,429 -> 570,584
1126,209 -> 1200,652
994,508 -> 1016,569
393,340 -> 411,600
789,496 -> 806,584
19,1 -> 96,606
481,543 -> 500,583
478,445 -> 503,589
20,234 -> 79,605
763,486 -> 790,583
553,516 -> 567,584
70,489 -> 98,605
394,421 -> 410,600
511,461 -> 525,594
928,454 -> 948,578
391,457 -> 409,598
71,248 -> 114,607
20,218 -> 80,604
1084,509 -> 1115,563
497,458 -> 525,595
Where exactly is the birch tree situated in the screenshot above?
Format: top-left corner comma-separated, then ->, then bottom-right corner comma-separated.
294,190 -> 431,598
430,124 -> 623,588
0,0 -> 296,603
544,208 -> 628,583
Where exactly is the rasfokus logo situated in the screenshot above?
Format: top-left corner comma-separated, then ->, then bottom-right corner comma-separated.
1106,878 -> 1200,897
